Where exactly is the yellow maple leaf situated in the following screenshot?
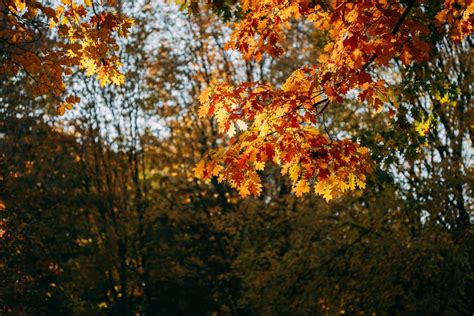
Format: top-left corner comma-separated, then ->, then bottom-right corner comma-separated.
236,119 -> 248,131
254,161 -> 265,171
337,179 -> 349,193
314,180 -> 333,202
239,182 -> 251,198
110,73 -> 125,86
348,173 -> 356,191
215,107 -> 227,123
199,87 -> 212,104
198,104 -> 209,118
227,122 -> 236,137
356,175 -> 366,189
293,179 -> 310,197
249,180 -> 263,196
81,58 -> 96,77
258,121 -> 272,137
414,118 -> 431,136
282,69 -> 306,92
211,164 -> 223,177
289,164 -> 300,182
254,113 -> 272,136
97,68 -> 109,87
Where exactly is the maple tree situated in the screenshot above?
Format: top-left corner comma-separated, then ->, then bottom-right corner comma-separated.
195,0 -> 474,200
0,0 -> 133,114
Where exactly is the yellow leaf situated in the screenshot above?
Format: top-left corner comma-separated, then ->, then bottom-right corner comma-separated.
236,119 -> 248,131
260,123 -> 271,136
348,173 -> 356,191
49,19 -> 57,29
110,73 -> 125,86
81,58 -> 96,77
314,180 -> 333,202
98,68 -> 109,87
13,0 -> 26,11
414,118 -> 430,136
199,87 -> 212,104
289,164 -> 300,182
357,147 -> 369,155
293,179 -> 310,197
211,164 -> 223,176
198,104 -> 209,118
255,112 -> 272,136
193,160 -> 206,178
56,104 -> 66,116
227,122 -> 236,137
239,182 -> 250,198
84,0 -> 93,7
282,69 -> 307,92
60,16 -> 69,25
215,107 -> 228,132
249,180 -> 263,196
337,179 -> 349,193
356,176 -> 366,189
254,161 -> 265,171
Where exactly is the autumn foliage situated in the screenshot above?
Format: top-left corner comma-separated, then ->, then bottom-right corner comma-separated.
195,0 -> 473,200
1,1 -> 473,314
0,0 -> 133,113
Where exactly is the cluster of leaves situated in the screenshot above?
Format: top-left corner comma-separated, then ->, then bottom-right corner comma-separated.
196,0 -> 474,200
195,75 -> 370,200
0,0 -> 133,114
436,0 -> 474,41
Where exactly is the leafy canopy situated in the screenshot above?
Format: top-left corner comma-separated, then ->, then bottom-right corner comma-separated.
194,0 -> 473,200
0,0 -> 133,114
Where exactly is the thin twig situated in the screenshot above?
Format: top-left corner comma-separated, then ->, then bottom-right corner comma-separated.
322,112 -> 333,143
